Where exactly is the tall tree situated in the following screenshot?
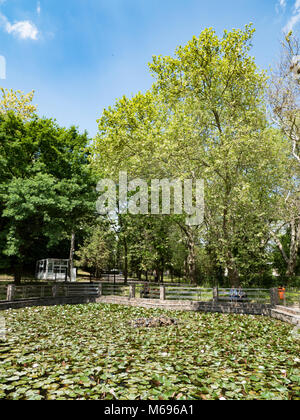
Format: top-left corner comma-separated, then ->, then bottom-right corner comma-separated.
147,24 -> 288,285
0,113 -> 95,282
268,32 -> 300,278
93,25 -> 288,286
75,226 -> 111,278
0,87 -> 37,120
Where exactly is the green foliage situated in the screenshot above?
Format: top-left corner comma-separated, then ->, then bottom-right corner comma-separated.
94,91 -> 164,180
0,25 -> 294,286
92,24 -> 290,285
148,25 -> 288,284
0,305 -> 299,400
0,87 -> 37,120
75,226 -> 111,277
2,173 -> 94,255
0,113 -> 96,280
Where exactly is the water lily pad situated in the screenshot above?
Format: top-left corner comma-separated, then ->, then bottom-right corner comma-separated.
0,304 -> 298,400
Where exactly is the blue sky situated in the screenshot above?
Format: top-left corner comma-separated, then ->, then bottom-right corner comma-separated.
0,0 -> 299,137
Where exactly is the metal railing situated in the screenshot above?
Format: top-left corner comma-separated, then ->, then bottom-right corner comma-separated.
1,283 -> 101,302
277,288 -> 300,308
102,283 -> 130,297
217,288 -> 271,304
99,284 -> 272,305
1,282 -> 299,308
165,286 -> 213,302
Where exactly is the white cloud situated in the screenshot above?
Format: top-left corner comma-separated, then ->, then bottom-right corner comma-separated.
6,20 -> 38,40
283,0 -> 300,33
37,1 -> 41,16
0,12 -> 39,40
276,0 -> 287,13
284,13 -> 300,32
294,0 -> 300,11
280,0 -> 287,9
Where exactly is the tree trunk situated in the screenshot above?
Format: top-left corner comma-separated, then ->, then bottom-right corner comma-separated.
225,248 -> 240,287
69,231 -> 75,282
177,223 -> 197,284
123,239 -> 128,284
221,193 -> 240,286
186,229 -> 197,284
160,257 -> 165,283
272,218 -> 300,278
227,264 -> 240,287
286,218 -> 300,277
14,264 -> 22,285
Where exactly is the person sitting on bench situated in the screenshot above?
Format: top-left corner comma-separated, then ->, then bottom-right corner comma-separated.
141,284 -> 150,299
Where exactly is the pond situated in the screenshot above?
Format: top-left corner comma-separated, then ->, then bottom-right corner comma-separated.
0,304 -> 299,400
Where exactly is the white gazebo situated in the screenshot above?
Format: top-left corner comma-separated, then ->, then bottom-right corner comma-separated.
35,259 -> 76,282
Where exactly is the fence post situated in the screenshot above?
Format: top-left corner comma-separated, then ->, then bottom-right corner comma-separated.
160,285 -> 166,301
22,286 -> 27,299
52,284 -> 58,298
270,288 -> 279,306
6,285 -> 15,302
98,283 -> 102,298
213,287 -> 219,303
129,284 -> 136,299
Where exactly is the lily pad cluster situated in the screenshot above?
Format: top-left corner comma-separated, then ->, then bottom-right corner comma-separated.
0,304 -> 299,400
131,316 -> 178,328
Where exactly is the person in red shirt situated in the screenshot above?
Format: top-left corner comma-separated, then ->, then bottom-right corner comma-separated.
278,286 -> 286,302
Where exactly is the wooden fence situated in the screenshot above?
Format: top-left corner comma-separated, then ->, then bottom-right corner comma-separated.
100,284 -> 298,307
0,282 -> 299,308
100,284 -> 272,305
1,283 -> 101,302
